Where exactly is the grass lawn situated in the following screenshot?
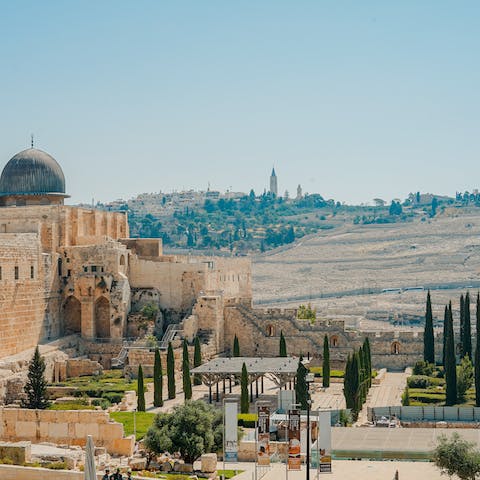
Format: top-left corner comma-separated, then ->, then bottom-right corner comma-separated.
110,411 -> 156,440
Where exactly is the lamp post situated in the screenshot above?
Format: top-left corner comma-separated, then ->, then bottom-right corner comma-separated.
305,373 -> 314,480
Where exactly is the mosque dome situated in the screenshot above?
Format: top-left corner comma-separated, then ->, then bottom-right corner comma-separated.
0,148 -> 66,197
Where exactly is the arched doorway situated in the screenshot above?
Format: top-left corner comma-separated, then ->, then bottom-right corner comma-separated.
95,297 -> 110,338
63,296 -> 81,334
391,341 -> 401,355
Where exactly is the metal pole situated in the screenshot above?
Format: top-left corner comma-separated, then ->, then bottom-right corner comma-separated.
306,401 -> 310,480
133,408 -> 137,441
316,411 -> 320,480
285,421 -> 288,480
223,398 -> 226,480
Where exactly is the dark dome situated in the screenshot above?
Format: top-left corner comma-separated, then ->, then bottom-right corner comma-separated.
0,148 -> 66,196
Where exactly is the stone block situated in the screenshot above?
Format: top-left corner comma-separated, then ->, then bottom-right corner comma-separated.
16,421 -> 37,439
47,422 -> 68,439
129,457 -> 147,471
201,453 -> 217,473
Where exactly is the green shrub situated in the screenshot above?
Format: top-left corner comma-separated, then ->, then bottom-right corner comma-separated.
102,392 -> 123,404
48,402 -> 95,410
407,375 -> 431,389
412,361 -> 435,376
44,461 -> 68,470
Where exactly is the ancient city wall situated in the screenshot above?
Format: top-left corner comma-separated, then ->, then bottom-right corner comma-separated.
0,408 -> 134,456
224,305 -> 445,370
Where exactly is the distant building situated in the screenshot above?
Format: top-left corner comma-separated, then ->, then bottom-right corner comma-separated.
269,168 -> 278,196
296,184 -> 303,200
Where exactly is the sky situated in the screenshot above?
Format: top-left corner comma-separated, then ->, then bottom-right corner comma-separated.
0,1 -> 479,205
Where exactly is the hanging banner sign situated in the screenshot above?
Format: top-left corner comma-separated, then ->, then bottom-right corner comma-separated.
318,411 -> 332,473
257,406 -> 270,466
224,401 -> 238,462
288,409 -> 301,470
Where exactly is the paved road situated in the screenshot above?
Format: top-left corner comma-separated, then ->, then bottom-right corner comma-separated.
355,370 -> 410,425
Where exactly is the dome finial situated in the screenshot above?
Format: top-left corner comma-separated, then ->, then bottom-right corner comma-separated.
30,133 -> 34,148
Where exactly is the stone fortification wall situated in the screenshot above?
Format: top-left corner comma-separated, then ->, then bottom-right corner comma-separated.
225,305 -> 444,370
0,233 -> 60,358
0,465 -> 93,480
0,408 -> 134,456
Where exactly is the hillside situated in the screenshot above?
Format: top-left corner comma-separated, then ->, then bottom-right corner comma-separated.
252,210 -> 480,326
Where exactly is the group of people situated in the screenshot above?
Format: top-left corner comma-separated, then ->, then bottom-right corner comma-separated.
102,467 -> 133,479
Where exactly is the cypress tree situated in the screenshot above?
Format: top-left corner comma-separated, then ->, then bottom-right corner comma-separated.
240,362 -> 249,413
233,335 -> 240,357
182,339 -> 192,400
193,336 -> 202,385
464,292 -> 472,360
167,341 -> 176,399
364,337 -> 372,388
279,330 -> 287,357
358,345 -> 365,403
343,354 -> 354,410
22,346 -> 49,409
295,359 -> 308,410
424,290 -> 435,364
475,293 -> 480,407
322,335 -> 330,388
460,294 -> 465,358
445,302 -> 457,406
137,364 -> 146,412
153,349 -> 163,407
351,351 -> 361,414
442,305 -> 448,367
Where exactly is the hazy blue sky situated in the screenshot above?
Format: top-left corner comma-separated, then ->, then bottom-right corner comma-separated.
0,1 -> 479,205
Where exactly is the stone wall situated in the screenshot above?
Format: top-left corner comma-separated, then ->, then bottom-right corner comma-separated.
0,408 -> 134,456
0,441 -> 31,464
225,305 -> 444,370
0,465 -> 105,480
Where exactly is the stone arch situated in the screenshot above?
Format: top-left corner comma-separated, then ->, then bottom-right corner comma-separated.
119,254 -> 125,266
266,324 -> 275,337
331,335 -> 339,347
63,296 -> 81,334
95,296 -> 110,339
391,341 -> 401,355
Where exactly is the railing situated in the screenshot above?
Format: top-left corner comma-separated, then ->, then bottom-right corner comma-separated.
159,323 -> 184,349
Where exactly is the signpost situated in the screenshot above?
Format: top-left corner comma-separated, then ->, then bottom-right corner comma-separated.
257,406 -> 270,466
224,401 -> 238,462
317,411 -> 332,474
288,409 -> 301,470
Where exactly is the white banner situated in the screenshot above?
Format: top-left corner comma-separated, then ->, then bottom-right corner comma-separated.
318,411 -> 332,473
225,401 -> 238,462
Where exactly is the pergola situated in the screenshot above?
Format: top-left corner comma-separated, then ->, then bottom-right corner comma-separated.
191,357 -> 298,403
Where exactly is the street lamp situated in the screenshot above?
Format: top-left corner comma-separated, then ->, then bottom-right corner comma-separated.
305,373 -> 314,480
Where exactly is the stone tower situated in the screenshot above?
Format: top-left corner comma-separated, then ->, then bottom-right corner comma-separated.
296,184 -> 303,200
269,168 -> 278,196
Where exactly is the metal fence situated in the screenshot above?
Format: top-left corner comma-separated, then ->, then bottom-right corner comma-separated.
369,406 -> 480,422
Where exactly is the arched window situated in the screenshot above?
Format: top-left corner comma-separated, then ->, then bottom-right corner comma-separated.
119,255 -> 125,266
331,335 -> 339,347
266,325 -> 275,337
391,341 -> 401,355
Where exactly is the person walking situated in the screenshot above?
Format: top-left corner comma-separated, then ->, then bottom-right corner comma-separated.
102,468 -> 110,480
110,468 -> 123,480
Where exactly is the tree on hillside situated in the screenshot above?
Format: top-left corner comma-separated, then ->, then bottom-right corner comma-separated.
464,292 -> 472,360
279,331 -> 287,357
167,342 -> 176,400
193,336 -> 202,385
240,362 -> 249,414
182,340 -> 192,401
445,303 -> 457,406
137,364 -> 146,412
352,351 -> 362,413
144,400 -> 222,464
22,346 -> 49,409
424,290 -> 435,364
233,335 -> 240,357
295,359 -> 309,410
433,433 -> 480,480
153,349 -> 163,408
476,294 -> 480,407
323,335 -> 330,388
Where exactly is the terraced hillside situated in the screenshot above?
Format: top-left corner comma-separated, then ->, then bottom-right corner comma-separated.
252,212 -> 480,326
